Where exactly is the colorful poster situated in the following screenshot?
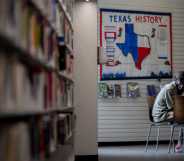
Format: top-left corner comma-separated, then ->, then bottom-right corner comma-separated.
98,8 -> 172,80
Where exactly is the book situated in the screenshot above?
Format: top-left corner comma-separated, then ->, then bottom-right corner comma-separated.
42,116 -> 51,159
98,83 -> 108,98
0,124 -> 10,161
66,83 -> 74,107
0,55 -> 7,111
20,2 -> 30,50
147,84 -> 160,96
29,118 -> 41,160
107,84 -> 114,98
16,123 -> 31,161
127,82 -> 140,98
114,84 -> 122,98
56,3 -> 64,37
29,12 -> 37,56
3,56 -> 19,111
57,114 -> 67,144
0,0 -> 7,33
0,123 -> 31,161
50,115 -> 58,153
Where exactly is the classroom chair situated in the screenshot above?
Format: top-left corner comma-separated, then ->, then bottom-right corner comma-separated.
168,96 -> 184,153
145,96 -> 174,152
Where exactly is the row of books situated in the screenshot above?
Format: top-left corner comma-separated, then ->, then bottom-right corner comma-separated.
31,0 -> 74,48
57,9 -> 73,50
57,113 -> 74,144
0,113 -> 74,161
31,0 -> 58,26
0,0 -> 58,63
0,0 -> 74,111
0,122 -> 31,161
0,55 -> 73,112
64,18 -> 73,49
0,0 -> 73,60
98,83 -> 161,99
32,0 -> 74,26
98,83 -> 122,98
100,82 -> 141,99
61,0 -> 75,21
58,78 -> 74,108
59,45 -> 74,73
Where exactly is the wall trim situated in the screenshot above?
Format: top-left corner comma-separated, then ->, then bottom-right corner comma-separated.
98,141 -> 177,146
75,155 -> 98,161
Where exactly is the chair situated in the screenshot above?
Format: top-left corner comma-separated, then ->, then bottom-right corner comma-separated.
145,96 -> 174,152
168,96 -> 184,153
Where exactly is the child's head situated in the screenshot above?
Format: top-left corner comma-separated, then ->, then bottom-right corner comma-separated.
175,71 -> 184,95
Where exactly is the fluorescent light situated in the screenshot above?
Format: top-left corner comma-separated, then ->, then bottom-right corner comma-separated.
86,0 -> 90,2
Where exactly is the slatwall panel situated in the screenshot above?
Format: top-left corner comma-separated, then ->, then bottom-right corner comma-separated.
98,0 -> 184,142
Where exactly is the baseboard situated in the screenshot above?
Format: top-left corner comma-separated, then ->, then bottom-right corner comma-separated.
98,140 -> 177,147
75,155 -> 98,161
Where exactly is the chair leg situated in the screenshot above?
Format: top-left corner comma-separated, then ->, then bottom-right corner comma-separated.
181,127 -> 184,150
168,125 -> 175,153
172,133 -> 175,153
145,124 -> 153,152
178,127 -> 183,145
156,126 -> 160,152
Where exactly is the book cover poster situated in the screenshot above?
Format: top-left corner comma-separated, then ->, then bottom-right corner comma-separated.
99,8 -> 172,80
127,82 -> 140,98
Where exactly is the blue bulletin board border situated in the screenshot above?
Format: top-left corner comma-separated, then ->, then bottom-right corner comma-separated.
99,8 -> 173,81
100,8 -> 171,16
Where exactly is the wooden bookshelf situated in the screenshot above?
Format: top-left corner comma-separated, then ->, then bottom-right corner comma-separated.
0,33 -> 55,72
0,106 -> 74,119
0,33 -> 74,84
58,106 -> 74,113
0,0 -> 75,161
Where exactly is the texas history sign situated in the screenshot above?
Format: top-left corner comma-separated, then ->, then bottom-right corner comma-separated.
98,8 -> 172,80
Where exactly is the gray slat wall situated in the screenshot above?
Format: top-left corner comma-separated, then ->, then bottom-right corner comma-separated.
98,0 -> 184,142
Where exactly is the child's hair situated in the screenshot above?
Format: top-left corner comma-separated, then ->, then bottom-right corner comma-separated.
176,71 -> 184,85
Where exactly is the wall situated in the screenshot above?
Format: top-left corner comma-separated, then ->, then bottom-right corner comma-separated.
74,1 -> 98,155
98,0 -> 184,142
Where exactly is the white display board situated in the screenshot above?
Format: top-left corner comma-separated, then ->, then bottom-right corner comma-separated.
98,8 -> 172,80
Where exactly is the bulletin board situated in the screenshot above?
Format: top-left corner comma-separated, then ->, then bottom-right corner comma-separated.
98,8 -> 172,80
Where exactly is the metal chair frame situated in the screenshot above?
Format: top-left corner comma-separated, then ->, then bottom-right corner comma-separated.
168,96 -> 184,153
145,121 -> 174,152
145,96 -> 174,152
168,123 -> 184,153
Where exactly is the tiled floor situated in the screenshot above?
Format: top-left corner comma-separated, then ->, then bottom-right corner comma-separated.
98,145 -> 184,161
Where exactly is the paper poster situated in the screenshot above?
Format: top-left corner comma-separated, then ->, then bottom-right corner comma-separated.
98,8 -> 172,80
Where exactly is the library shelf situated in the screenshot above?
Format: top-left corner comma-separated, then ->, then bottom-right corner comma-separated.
57,106 -> 75,113
0,111 -> 48,121
0,33 -> 56,72
0,33 -> 74,83
0,1 -> 75,161
58,72 -> 74,83
47,145 -> 74,161
0,107 -> 74,120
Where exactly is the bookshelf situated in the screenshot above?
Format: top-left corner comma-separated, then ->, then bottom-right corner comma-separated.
0,0 -> 75,161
